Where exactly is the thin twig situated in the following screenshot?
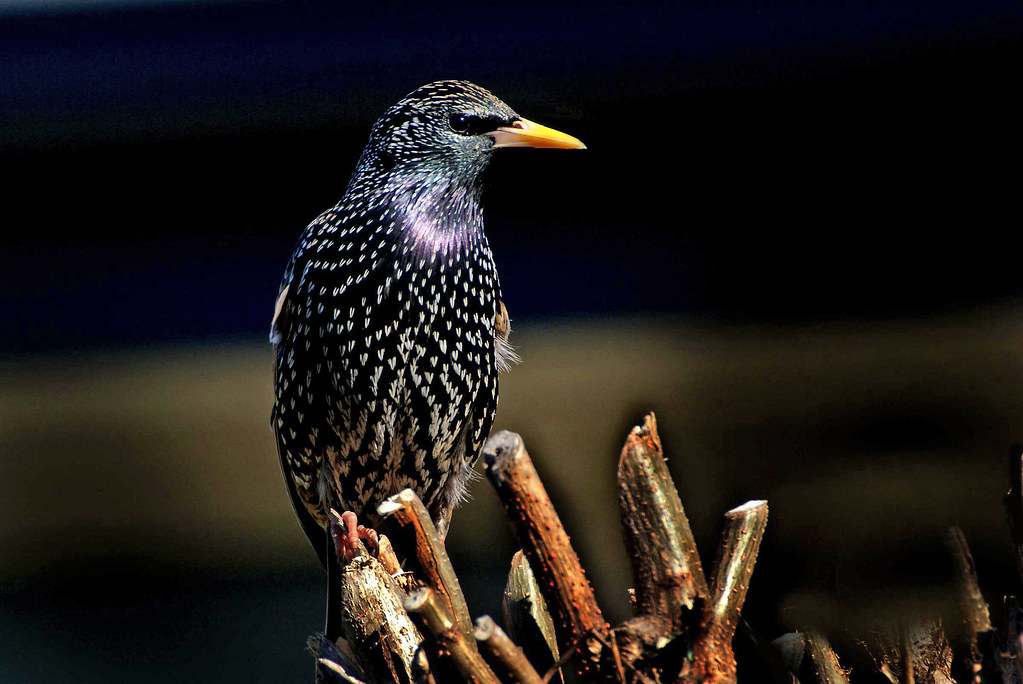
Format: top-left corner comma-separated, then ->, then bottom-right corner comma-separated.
608,630 -> 627,684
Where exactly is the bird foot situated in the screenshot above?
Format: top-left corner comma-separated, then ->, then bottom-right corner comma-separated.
330,510 -> 379,562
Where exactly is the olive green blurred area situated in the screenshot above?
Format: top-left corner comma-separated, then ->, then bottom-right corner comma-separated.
2,308 -> 1020,681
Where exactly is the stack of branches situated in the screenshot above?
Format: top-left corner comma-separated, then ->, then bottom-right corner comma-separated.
311,416 -> 1023,684
313,413 -> 769,683
785,445 -> 1023,684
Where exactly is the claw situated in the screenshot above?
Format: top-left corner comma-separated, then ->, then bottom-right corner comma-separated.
330,510 -> 379,562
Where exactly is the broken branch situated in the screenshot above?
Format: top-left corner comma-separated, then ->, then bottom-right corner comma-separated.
617,412 -> 709,629
484,430 -> 607,678
474,615 -> 544,684
379,488 -> 475,639
405,587 -> 500,684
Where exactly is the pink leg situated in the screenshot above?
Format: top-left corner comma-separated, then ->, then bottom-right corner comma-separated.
330,510 -> 379,562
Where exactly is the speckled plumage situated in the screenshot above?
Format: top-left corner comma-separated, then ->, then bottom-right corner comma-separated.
271,81 -> 528,564
271,82 -> 583,590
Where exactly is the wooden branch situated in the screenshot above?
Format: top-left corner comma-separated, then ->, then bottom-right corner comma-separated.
405,587 -> 501,684
333,532 -> 423,684
483,430 -> 607,678
945,526 -> 993,633
689,499 -> 768,681
377,533 -> 418,596
945,526 -> 993,682
502,551 -> 562,682
705,501 -> 769,645
379,488 -> 474,639
617,413 -> 709,630
305,415 -> 775,682
377,534 -> 403,575
804,631 -> 850,684
474,615 -> 544,684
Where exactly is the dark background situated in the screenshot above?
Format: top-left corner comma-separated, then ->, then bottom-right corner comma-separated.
1,1 -> 1020,681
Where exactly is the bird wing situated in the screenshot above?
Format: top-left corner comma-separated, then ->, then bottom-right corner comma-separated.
464,297 -> 516,468
271,280 -> 332,570
269,283 -> 289,345
494,298 -> 519,372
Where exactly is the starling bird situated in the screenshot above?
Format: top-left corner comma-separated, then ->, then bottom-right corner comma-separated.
271,80 -> 584,635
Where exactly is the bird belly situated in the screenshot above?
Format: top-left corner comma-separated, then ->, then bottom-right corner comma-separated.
313,276 -> 497,528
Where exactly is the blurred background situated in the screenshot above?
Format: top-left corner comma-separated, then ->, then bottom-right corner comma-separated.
1,0 -> 1020,681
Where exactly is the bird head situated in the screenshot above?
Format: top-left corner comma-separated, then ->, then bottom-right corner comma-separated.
358,80 -> 585,184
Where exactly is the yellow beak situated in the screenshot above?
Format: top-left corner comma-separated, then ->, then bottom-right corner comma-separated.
489,117 -> 586,150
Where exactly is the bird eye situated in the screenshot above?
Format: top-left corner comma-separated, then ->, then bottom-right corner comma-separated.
448,113 -> 503,136
449,113 -> 477,134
